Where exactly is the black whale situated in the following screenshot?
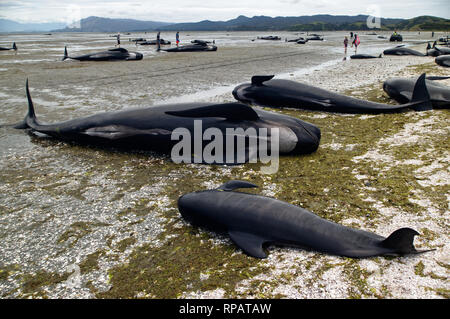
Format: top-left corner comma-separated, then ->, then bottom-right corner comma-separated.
14,81 -> 321,163
383,76 -> 450,108
232,74 -> 432,114
178,181 -> 432,258
62,47 -> 143,61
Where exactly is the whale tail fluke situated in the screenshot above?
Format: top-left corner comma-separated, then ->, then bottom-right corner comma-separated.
25,79 -> 37,122
407,73 -> 432,111
380,227 -> 435,255
380,228 -> 419,254
62,46 -> 68,61
14,79 -> 36,129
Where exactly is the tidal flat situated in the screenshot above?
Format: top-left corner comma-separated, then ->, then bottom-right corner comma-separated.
0,31 -> 448,298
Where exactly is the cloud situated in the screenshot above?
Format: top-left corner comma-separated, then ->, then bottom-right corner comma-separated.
0,0 -> 448,23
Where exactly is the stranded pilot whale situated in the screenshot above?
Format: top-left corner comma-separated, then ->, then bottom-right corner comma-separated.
14,81 -> 321,163
435,55 -> 450,67
232,74 -> 432,114
178,181 -> 432,258
162,43 -> 217,52
350,53 -> 382,59
383,46 -> 426,56
383,75 -> 450,108
426,42 -> 450,57
62,46 -> 143,61
0,42 -> 17,51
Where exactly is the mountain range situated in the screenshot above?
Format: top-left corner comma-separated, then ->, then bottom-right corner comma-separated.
54,16 -> 171,33
0,19 -> 66,32
1,15 -> 449,33
158,15 -> 405,31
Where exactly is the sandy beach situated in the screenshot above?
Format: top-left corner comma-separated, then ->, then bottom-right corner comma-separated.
0,33 -> 448,299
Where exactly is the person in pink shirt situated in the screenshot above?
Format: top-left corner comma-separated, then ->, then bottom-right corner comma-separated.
352,34 -> 360,53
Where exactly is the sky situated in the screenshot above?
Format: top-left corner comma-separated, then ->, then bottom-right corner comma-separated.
1,0 -> 449,24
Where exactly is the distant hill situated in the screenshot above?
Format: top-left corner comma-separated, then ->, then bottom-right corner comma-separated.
53,16 -> 172,32
2,15 -> 448,33
0,19 -> 66,32
391,16 -> 450,31
160,15 -> 405,31
288,15 -> 450,31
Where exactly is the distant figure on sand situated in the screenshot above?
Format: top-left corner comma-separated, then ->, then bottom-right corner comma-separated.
350,31 -> 353,38
157,31 -> 161,51
352,34 -> 360,53
176,32 -> 180,47
344,36 -> 348,54
116,32 -> 120,47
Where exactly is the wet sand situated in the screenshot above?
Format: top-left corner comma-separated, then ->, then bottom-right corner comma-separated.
0,31 -> 449,298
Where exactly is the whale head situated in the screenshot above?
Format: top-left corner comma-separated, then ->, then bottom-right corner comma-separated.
255,108 -> 321,155
177,190 -> 228,231
382,78 -> 410,104
127,52 -> 143,60
233,83 -> 321,154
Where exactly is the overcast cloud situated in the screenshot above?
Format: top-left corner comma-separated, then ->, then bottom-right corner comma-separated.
1,0 -> 449,23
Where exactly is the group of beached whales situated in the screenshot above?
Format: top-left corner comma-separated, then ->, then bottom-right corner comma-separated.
12,51 -> 449,259
350,41 -> 450,67
60,39 -> 217,61
59,38 -> 450,67
5,32 -> 447,260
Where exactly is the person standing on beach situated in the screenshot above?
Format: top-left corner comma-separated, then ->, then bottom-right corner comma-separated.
352,34 -> 360,53
350,31 -> 353,38
157,31 -> 161,51
176,31 -> 180,47
344,36 -> 349,54
116,32 -> 121,47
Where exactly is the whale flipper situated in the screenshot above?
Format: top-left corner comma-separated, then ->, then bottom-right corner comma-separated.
299,97 -> 334,108
217,180 -> 258,191
165,103 -> 259,121
229,231 -> 268,258
83,126 -> 172,140
251,75 -> 275,86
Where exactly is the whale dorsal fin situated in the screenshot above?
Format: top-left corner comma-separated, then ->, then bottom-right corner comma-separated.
165,103 -> 259,121
108,48 -> 128,52
251,75 -> 274,86
228,231 -> 268,258
217,180 -> 258,191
